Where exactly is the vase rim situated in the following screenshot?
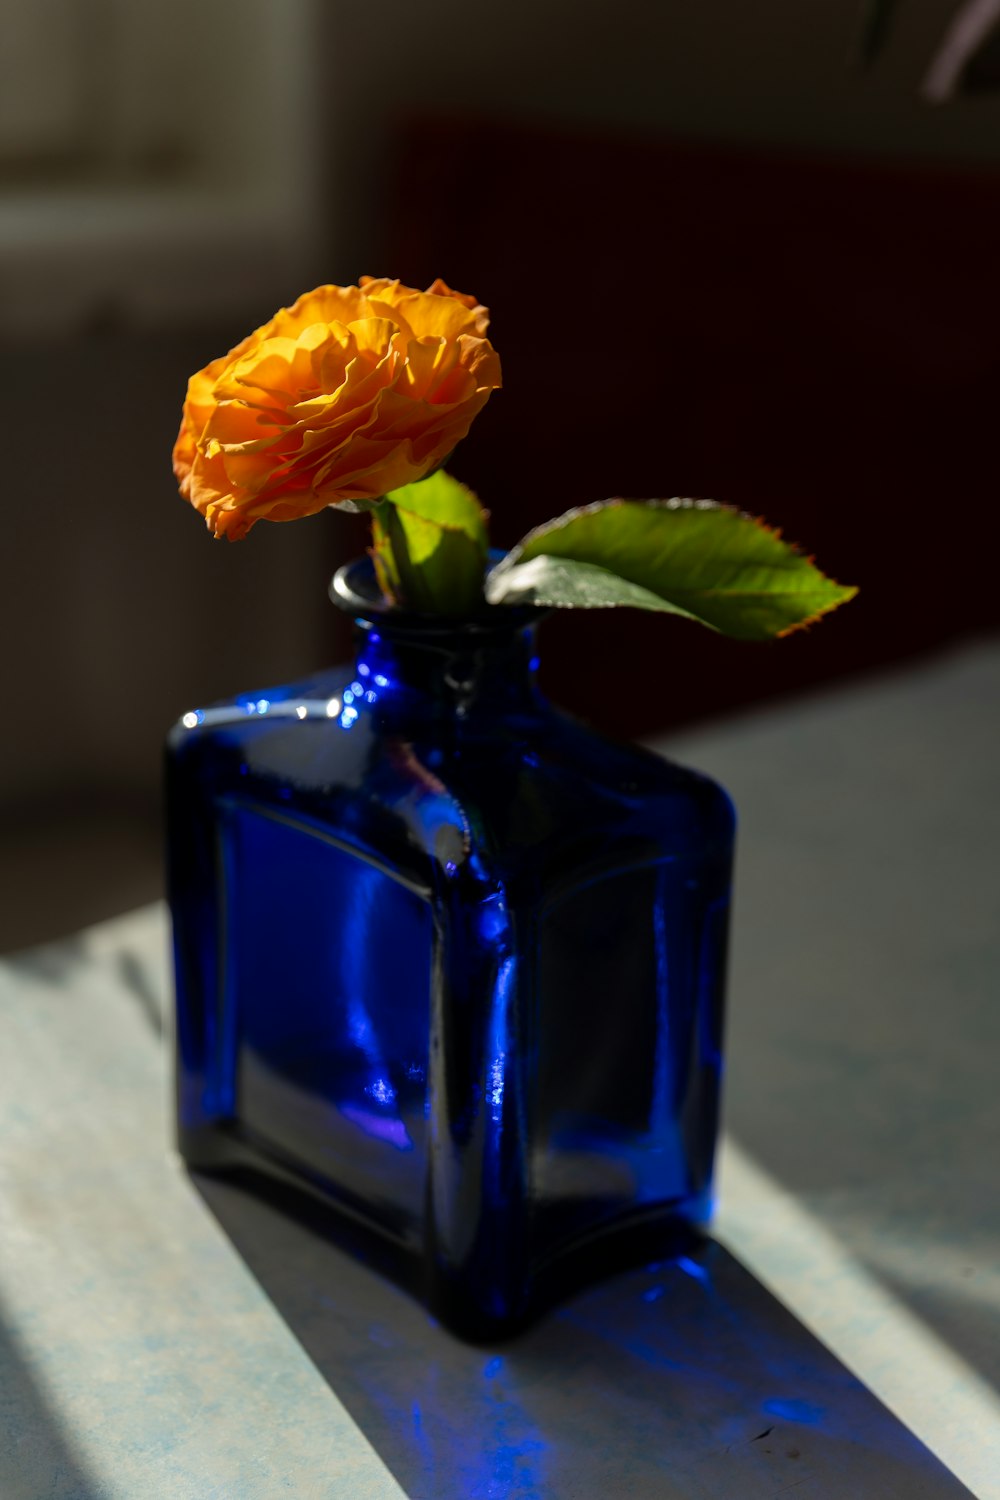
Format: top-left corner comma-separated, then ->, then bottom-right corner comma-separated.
329,555 -> 545,639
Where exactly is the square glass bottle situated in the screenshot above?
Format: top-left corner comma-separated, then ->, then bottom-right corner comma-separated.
167,559 -> 735,1338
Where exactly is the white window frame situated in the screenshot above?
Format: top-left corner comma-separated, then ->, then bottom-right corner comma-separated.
0,0 -> 324,333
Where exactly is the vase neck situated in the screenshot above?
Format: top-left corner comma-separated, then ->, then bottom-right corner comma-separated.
331,557 -> 543,723
351,616 -> 541,721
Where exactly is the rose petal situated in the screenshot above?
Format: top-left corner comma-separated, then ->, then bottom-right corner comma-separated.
174,278 -> 500,537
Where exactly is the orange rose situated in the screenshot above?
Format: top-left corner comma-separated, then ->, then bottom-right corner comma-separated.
173,277 -> 501,540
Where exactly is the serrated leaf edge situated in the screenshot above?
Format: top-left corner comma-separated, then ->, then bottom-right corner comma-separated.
774,583 -> 860,637
489,496 -> 858,629
496,496 -> 728,571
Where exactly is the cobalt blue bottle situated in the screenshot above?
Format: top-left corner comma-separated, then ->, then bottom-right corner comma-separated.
167,558 -> 735,1339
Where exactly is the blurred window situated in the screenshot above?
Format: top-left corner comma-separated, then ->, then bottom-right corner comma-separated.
0,0 -> 322,332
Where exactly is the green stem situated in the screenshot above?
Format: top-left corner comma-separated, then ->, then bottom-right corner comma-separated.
370,501 -> 422,609
368,469 -> 493,614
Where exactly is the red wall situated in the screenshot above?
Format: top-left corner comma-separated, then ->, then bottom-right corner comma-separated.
387,118 -> 1000,735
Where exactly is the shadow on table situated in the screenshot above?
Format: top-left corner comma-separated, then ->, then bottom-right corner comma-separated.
195,1175 -> 973,1500
0,1318 -> 101,1500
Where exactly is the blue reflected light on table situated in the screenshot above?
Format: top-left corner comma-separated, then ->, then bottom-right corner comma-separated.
194,1175 -> 972,1500
762,1396 -> 827,1426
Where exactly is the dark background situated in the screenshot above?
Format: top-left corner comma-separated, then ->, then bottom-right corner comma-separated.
2,0 -> 999,946
386,117 -> 1000,735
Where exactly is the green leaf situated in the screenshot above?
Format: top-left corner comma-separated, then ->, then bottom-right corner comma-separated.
373,470 -> 489,615
485,499 -> 857,640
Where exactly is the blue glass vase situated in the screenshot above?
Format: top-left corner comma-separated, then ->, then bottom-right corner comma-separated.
166,558 -> 735,1338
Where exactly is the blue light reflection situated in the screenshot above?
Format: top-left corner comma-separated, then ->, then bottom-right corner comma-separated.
489,958 -> 515,1123
763,1397 -> 827,1426
340,1103 -> 412,1150
366,1076 -> 396,1106
676,1255 -> 711,1285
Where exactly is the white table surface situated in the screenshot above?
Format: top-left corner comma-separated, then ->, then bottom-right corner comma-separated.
2,638 -> 998,1499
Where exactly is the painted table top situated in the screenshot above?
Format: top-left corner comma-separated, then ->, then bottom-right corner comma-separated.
2,636 -> 998,1498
